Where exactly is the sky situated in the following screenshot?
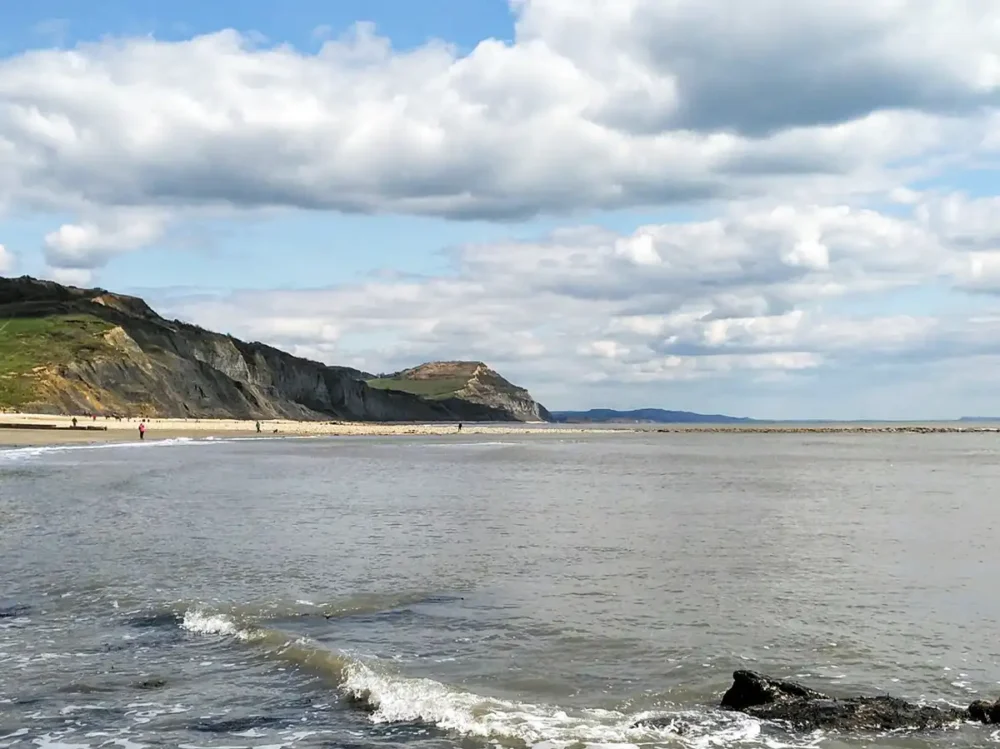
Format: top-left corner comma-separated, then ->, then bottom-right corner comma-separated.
2,1 -> 1000,420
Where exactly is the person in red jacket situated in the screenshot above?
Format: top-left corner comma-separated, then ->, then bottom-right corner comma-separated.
138,421 -> 146,440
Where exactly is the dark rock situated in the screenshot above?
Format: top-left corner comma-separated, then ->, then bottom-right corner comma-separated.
745,694 -> 968,732
720,670 -> 999,732
969,699 -> 1000,724
721,669 -> 827,710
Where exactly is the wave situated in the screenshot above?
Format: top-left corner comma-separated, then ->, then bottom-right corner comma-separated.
175,607 -> 823,749
0,435 -> 271,464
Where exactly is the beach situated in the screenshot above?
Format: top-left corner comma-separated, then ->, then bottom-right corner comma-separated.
0,412 -> 604,446
2,412 -> 1000,446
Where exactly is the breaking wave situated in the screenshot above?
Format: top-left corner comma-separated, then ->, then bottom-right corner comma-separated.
174,606 -> 825,749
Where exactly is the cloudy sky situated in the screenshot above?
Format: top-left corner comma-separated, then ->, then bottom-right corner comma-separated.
2,0 -> 1000,419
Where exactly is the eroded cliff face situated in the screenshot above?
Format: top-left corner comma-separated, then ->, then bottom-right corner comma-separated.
455,363 -> 551,422
384,361 -> 551,422
0,276 -> 539,422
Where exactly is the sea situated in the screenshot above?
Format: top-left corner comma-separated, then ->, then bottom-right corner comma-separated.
2,430 -> 999,749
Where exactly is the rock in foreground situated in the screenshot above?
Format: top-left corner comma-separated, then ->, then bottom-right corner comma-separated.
720,670 -> 998,732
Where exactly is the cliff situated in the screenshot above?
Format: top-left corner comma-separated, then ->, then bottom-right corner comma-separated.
0,276 -> 549,422
367,361 -> 551,422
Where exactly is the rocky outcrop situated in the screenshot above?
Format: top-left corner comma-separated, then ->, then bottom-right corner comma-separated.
0,276 -> 543,422
458,362 -> 551,422
652,670 -> 1000,732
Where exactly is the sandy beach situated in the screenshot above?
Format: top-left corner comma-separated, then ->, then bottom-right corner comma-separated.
2,412 -> 1000,447
0,412 -> 603,446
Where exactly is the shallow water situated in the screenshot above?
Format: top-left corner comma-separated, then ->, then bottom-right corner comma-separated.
2,432 -> 999,749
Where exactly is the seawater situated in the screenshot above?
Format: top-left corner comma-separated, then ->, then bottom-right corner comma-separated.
2,432 -> 1000,749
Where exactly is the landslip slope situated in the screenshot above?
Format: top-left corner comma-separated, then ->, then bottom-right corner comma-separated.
0,276 -> 548,422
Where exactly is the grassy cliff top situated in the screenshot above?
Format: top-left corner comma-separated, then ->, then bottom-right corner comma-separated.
0,314 -> 115,408
366,375 -> 471,400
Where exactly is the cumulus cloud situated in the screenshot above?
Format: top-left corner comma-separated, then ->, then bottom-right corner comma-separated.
0,0 -> 997,242
154,200 -> 992,408
517,0 -> 1000,135
42,209 -> 169,270
5,0 -> 1000,416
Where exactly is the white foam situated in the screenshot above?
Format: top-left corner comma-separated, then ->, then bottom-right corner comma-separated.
177,611 -> 821,749
340,660 -> 785,749
0,436 -> 239,464
59,704 -> 107,716
180,610 -> 248,640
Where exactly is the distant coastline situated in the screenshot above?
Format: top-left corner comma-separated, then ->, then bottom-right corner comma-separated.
550,408 -> 752,424
550,407 -> 1000,426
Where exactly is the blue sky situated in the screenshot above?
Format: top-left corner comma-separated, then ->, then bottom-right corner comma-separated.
1,0 -> 516,54
2,0 -> 1000,419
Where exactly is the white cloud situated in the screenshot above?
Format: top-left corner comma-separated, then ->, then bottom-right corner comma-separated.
151,200 -> 994,412
0,244 -> 15,274
915,193 -> 1000,251
5,1 -> 1000,418
519,0 -> 1000,131
0,0 -> 998,273
42,209 -> 169,269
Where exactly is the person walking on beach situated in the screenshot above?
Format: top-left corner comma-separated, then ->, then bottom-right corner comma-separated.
138,421 -> 146,440
71,417 -> 77,428
255,421 -> 261,434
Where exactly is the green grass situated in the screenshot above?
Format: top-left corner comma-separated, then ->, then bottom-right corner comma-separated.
366,376 -> 469,400
0,314 -> 114,407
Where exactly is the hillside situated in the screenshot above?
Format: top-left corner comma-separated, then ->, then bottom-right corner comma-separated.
367,361 -> 551,422
0,276 -> 548,422
550,408 -> 752,424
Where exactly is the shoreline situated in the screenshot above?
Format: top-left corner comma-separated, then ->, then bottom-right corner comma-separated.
1,413 -> 999,447
0,413 -> 602,446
